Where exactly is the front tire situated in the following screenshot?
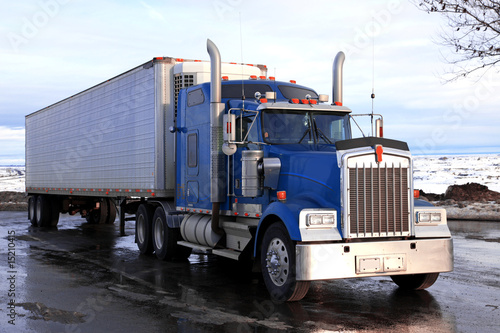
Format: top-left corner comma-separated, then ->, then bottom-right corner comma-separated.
260,222 -> 310,302
390,273 -> 440,290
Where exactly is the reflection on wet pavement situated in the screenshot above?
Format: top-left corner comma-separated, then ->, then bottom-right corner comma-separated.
1,212 -> 499,332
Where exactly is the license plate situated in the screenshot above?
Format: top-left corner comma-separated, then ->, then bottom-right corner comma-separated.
356,254 -> 406,274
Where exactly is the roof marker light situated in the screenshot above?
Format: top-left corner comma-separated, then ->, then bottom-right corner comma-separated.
176,58 -> 184,62
334,101 -> 343,106
290,80 -> 297,84
269,76 -> 276,81
250,75 -> 257,80
301,99 -> 309,104
222,76 -> 229,81
291,98 -> 299,104
310,100 -> 318,105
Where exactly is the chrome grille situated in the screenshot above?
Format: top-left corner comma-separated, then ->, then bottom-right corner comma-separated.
347,160 -> 410,238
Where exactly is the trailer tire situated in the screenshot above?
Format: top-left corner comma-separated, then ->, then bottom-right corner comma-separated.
260,222 -> 310,302
152,207 -> 191,261
106,199 -> 117,224
136,204 -> 154,255
35,195 -> 53,227
86,199 -> 109,224
28,196 -> 37,226
390,273 -> 439,290
48,197 -> 60,227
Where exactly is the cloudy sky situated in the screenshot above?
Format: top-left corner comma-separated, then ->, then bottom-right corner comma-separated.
1,0 -> 499,164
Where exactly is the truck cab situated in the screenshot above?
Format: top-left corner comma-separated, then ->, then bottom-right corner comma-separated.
173,59 -> 452,301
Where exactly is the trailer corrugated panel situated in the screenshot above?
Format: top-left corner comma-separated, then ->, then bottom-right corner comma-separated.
26,63 -> 169,196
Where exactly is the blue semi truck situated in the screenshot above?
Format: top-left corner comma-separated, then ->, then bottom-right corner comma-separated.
26,39 -> 453,301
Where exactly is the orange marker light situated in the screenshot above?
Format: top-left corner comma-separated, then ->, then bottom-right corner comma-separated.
277,191 -> 287,201
290,80 -> 297,84
414,190 -> 420,199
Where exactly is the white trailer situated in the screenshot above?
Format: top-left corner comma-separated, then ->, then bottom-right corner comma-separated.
26,56 -> 265,227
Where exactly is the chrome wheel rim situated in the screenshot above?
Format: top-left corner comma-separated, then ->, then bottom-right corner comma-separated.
265,237 -> 289,286
137,214 -> 145,244
154,217 -> 164,249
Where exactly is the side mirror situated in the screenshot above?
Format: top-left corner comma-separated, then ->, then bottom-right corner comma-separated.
375,118 -> 383,138
222,114 -> 237,155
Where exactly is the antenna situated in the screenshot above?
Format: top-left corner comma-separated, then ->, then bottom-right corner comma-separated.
239,12 -> 245,103
370,16 -> 375,136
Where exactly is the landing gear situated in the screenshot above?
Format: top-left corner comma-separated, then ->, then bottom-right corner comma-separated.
260,222 -> 310,302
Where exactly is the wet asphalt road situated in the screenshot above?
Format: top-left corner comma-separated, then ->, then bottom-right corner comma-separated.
1,211 -> 499,333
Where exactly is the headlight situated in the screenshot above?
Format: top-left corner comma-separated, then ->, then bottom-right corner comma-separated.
417,212 -> 442,223
306,213 -> 336,228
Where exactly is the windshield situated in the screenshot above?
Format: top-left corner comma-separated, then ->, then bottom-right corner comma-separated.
262,109 -> 348,144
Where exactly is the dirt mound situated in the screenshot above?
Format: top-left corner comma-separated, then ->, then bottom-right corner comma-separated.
444,183 -> 500,202
421,182 -> 500,203
0,191 -> 28,211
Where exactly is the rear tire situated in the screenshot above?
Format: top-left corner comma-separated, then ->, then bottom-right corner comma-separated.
35,195 -> 58,227
86,199 -> 109,224
28,196 -> 37,226
106,199 -> 117,224
390,273 -> 439,290
260,222 -> 310,302
135,204 -> 154,255
152,207 -> 192,261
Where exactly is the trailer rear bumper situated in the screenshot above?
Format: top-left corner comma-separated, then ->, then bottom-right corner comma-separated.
295,238 -> 453,281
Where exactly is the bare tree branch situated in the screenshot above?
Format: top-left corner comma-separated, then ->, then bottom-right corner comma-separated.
414,0 -> 500,80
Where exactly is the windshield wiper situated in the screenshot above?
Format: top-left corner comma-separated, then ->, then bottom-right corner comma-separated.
298,127 -> 311,143
313,118 -> 332,144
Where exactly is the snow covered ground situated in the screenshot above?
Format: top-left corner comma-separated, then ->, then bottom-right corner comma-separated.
1,153 -> 499,194
413,154 -> 500,194
0,166 -> 25,192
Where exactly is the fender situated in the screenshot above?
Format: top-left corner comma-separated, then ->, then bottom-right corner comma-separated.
253,192 -> 338,257
253,201 -> 299,258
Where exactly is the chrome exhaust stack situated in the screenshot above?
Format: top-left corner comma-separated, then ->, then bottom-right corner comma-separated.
206,39 -> 225,235
332,51 -> 345,106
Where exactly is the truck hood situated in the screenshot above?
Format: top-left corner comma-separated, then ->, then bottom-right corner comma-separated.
268,144 -> 341,209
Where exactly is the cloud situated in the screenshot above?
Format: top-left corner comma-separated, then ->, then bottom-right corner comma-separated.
0,126 -> 25,141
140,1 -> 166,21
0,126 -> 25,165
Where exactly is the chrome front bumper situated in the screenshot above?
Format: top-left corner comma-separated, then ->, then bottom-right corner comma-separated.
296,238 -> 453,281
